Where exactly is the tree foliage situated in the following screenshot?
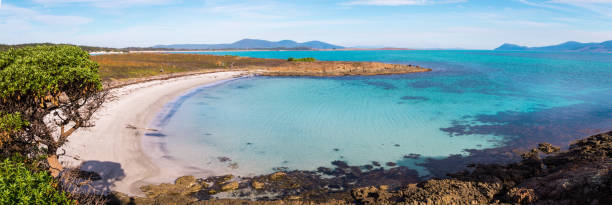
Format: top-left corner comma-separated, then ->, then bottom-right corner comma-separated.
0,112 -> 28,153
0,158 -> 74,205
0,45 -> 106,173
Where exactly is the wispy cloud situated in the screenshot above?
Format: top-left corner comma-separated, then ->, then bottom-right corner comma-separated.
0,4 -> 92,25
342,0 -> 466,6
33,0 -> 177,8
552,0 -> 612,17
205,3 -> 287,19
519,0 -> 612,18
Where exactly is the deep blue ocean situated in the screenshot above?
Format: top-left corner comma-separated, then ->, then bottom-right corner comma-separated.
149,50 -> 612,177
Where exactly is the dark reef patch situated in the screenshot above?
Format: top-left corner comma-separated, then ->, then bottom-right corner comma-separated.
217,156 -> 231,163
424,102 -> 612,177
403,153 -> 421,159
233,84 -> 254,89
400,96 -> 429,101
144,132 -> 167,137
364,81 -> 398,90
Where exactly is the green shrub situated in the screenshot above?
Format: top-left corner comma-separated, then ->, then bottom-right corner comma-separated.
0,45 -> 102,100
287,57 -> 316,62
0,159 -> 73,204
0,45 -> 107,163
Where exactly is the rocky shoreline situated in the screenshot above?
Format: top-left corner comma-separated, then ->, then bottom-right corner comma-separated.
101,131 -> 612,204
253,61 -> 431,76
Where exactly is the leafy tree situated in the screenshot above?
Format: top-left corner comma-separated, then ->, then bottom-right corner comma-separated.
0,45 -> 107,176
0,158 -> 74,204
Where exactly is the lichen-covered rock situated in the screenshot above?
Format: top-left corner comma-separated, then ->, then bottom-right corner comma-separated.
537,143 -> 560,154
396,179 -> 502,204
505,187 -> 537,204
351,186 -> 391,204
252,181 -> 264,190
139,175 -> 205,199
269,172 -> 287,180
221,181 -> 239,191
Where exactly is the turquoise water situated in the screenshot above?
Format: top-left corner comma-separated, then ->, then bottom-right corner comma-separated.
151,50 -> 612,177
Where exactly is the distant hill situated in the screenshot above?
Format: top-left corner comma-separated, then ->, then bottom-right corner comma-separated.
153,39 -> 345,50
494,40 -> 612,52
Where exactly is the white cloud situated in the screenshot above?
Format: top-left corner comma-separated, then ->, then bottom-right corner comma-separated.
342,0 -> 466,6
0,4 -> 92,25
33,0 -> 177,8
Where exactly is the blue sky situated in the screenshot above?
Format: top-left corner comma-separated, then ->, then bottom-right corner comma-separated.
0,0 -> 611,49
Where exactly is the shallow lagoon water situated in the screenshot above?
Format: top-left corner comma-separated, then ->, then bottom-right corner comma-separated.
151,50 -> 612,177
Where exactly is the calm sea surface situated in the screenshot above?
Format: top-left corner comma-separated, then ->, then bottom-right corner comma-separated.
149,50 -> 612,177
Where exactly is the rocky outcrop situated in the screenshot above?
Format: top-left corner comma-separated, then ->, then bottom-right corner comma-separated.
112,176 -> 207,204
351,131 -> 612,204
255,61 -> 431,76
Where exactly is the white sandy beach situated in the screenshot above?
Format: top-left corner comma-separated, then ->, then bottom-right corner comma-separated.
61,71 -> 247,196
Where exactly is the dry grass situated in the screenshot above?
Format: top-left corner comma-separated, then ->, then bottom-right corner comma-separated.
92,53 -> 287,81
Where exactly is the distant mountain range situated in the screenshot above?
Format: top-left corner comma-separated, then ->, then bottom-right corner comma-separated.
153,39 -> 345,50
494,40 -> 612,52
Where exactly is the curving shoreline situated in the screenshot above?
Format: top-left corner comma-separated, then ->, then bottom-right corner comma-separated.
60,56 -> 432,197
61,71 -> 247,196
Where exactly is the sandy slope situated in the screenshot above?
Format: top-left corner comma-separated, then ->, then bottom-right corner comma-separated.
61,71 -> 246,196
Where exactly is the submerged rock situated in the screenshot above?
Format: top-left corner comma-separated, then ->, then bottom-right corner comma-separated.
403,153 -> 421,159
331,160 -> 349,169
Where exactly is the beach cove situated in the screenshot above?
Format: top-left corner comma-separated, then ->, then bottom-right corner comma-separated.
61,71 -> 247,196
62,50 -> 612,199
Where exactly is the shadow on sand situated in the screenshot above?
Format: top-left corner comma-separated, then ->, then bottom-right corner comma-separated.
77,161 -> 126,194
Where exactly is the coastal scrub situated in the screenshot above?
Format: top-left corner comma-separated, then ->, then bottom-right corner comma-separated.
0,159 -> 73,205
0,45 -> 107,176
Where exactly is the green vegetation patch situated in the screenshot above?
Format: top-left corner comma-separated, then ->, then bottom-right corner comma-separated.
0,112 -> 28,146
0,159 -> 73,204
287,57 -> 316,62
0,45 -> 102,99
